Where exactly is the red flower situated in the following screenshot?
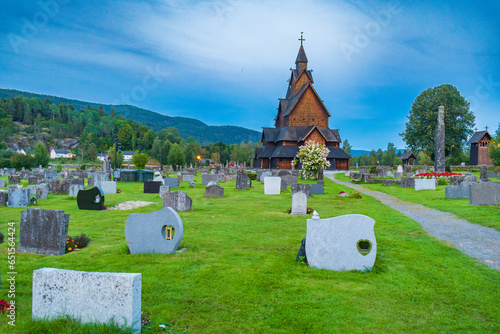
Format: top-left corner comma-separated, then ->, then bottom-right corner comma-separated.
0,299 -> 11,314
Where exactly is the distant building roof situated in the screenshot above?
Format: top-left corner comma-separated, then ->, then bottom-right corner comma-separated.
121,151 -> 136,155
467,130 -> 491,145
401,152 -> 416,160
53,149 -> 72,154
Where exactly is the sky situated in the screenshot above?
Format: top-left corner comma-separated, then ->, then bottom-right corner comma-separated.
1,0 -> 499,150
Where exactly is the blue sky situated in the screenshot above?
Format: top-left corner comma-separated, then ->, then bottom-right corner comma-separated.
1,0 -> 499,150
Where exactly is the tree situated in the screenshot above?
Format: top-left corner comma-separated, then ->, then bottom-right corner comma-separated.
33,141 -> 50,167
417,150 -> 433,165
117,123 -> 135,150
132,153 -> 151,169
167,143 -> 185,166
368,150 -> 377,166
10,153 -> 33,170
342,139 -> 352,155
88,143 -> 98,160
108,146 -> 124,168
382,143 -> 396,166
489,123 -> 500,166
293,141 -> 330,179
400,84 -> 475,160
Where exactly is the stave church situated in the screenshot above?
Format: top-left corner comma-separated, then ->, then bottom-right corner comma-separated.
254,35 -> 351,170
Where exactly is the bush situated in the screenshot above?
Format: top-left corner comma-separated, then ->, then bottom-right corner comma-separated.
438,177 -> 448,186
80,164 -> 87,170
369,166 -> 377,174
350,191 -> 362,199
411,166 -> 420,173
247,172 -> 257,180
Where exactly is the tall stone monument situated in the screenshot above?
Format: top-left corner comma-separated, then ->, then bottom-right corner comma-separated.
434,105 -> 445,173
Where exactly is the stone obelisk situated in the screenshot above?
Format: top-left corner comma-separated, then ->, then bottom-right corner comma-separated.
434,106 -> 445,173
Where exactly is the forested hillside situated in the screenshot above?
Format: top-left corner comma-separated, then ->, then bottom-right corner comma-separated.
0,89 -> 260,144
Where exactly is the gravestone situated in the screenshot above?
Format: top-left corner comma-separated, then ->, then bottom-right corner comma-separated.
291,191 -> 307,215
278,170 -> 291,177
235,170 -> 251,190
414,179 -> 436,191
0,179 -> 6,187
445,182 -> 474,199
32,268 -> 141,332
163,177 -> 179,188
125,207 -> 183,254
50,179 -> 84,195
291,184 -> 312,198
182,174 -> 194,182
93,172 -> 109,188
480,165 -> 490,182
8,187 -> 30,207
394,172 -> 403,178
400,177 -> 415,188
470,182 -> 500,206
383,180 -> 396,186
264,177 -> 281,195
189,181 -> 196,188
202,174 -> 217,185
281,175 -> 298,188
8,175 -> 21,184
44,171 -> 57,180
450,175 -> 466,186
361,174 -> 371,182
18,208 -> 69,255
162,191 -> 192,211
259,172 -> 272,181
345,171 -> 351,177
306,214 -> 377,271
0,190 -> 7,206
69,184 -> 85,198
100,181 -> 117,194
159,185 -> 170,198
464,174 -> 478,183
317,166 -> 324,185
36,183 -> 49,199
28,176 -> 37,184
205,184 -> 224,197
144,181 -> 162,194
77,187 -> 105,210
311,184 -> 325,195
434,106 -> 445,173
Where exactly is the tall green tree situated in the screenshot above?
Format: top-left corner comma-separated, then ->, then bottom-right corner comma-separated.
108,146 -> 124,168
382,143 -> 396,166
400,84 -> 475,160
167,143 -> 185,166
132,153 -> 151,169
342,139 -> 352,155
489,123 -> 500,166
117,123 -> 135,150
33,141 -> 50,167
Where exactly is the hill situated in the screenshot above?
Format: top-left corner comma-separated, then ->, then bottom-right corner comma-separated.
0,88 -> 260,145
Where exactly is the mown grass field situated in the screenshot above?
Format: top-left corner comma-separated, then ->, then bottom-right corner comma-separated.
334,172 -> 500,231
0,174 -> 499,333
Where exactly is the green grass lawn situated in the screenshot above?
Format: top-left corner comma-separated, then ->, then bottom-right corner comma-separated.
334,173 -> 500,231
0,175 -> 499,333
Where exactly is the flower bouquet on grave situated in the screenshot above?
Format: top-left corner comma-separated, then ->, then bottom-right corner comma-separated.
0,299 -> 11,314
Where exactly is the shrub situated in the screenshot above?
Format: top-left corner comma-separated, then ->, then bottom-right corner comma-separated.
369,166 -> 377,174
438,177 -> 448,186
247,172 -> 257,180
80,164 -> 87,170
350,191 -> 362,199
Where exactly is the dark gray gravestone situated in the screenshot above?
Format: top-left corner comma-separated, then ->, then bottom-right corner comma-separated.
8,175 -> 21,184
291,184 -> 312,198
400,178 -> 415,188
311,184 -> 325,195
205,184 -> 224,197
383,180 -> 396,186
36,184 -> 50,199
50,179 -> 84,195
69,184 -> 85,198
278,170 -> 291,176
18,208 -> 69,255
281,175 -> 298,188
28,176 -> 37,184
235,170 -> 251,190
144,181 -> 163,194
0,179 -> 6,187
125,207 -> 183,254
162,191 -> 192,211
77,187 -> 105,210
449,175 -> 466,186
8,188 -> 30,207
470,182 -> 500,206
163,177 -> 179,188
0,190 -> 7,206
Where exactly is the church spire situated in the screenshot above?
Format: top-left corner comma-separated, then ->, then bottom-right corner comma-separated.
295,32 -> 308,72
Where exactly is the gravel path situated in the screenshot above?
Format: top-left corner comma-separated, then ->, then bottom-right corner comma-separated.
325,172 -> 500,271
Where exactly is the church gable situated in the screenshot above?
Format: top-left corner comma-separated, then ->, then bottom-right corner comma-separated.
291,70 -> 313,98
304,127 -> 326,145
288,85 -> 329,127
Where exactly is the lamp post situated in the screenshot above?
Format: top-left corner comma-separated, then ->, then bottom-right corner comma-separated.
450,145 -> 455,168
196,155 -> 201,168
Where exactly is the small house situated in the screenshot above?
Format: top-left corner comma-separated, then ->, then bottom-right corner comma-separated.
401,151 -> 416,166
467,130 -> 492,165
50,148 -> 74,159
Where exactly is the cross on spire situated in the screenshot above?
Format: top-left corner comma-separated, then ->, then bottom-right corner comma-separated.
485,125 -> 489,131
298,32 -> 305,46
474,127 -> 478,132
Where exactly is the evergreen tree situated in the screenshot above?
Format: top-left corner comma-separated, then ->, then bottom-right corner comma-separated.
33,141 -> 50,167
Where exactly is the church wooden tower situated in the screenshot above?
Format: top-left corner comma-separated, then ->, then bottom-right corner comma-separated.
254,34 -> 351,170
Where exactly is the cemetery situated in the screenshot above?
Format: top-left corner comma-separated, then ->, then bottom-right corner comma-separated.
0,165 -> 498,333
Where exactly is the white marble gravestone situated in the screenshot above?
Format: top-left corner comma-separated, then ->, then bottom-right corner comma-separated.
264,176 -> 281,195
306,214 -> 376,271
414,178 -> 436,191
32,268 -> 141,332
100,181 -> 117,194
291,191 -> 307,215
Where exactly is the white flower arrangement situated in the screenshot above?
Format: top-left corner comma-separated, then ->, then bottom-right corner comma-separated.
294,141 -> 330,179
